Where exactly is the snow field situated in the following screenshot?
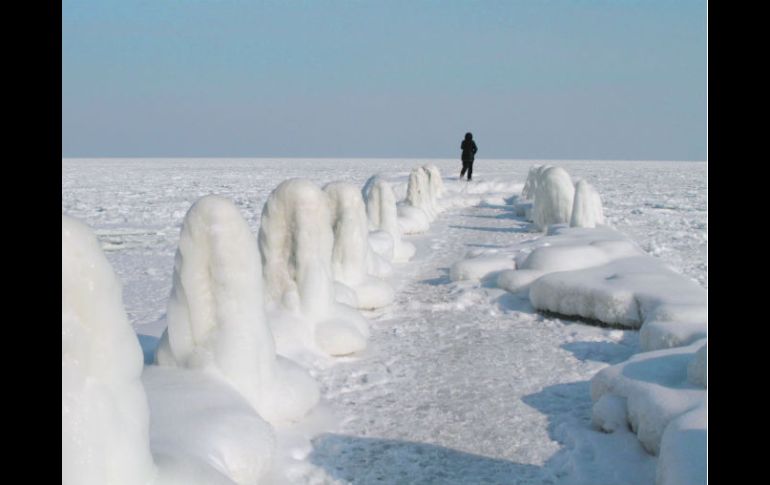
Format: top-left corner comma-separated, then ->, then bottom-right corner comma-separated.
63,158 -> 706,484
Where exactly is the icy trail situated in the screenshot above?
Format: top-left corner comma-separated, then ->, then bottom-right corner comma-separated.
304,197 -> 656,484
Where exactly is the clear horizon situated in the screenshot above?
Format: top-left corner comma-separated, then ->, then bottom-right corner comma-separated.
63,0 -> 707,161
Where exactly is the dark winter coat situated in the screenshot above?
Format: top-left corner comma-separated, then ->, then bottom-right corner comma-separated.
461,139 -> 478,162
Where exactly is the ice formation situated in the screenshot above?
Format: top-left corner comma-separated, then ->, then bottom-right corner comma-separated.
489,225 -> 707,351
521,164 -> 552,201
532,166 -> 575,230
363,175 -> 416,262
154,195 -> 319,424
591,339 -> 707,456
570,179 -> 605,228
325,182 -> 395,309
62,215 -> 157,485
398,167 -> 435,234
407,166 -> 437,220
423,164 -> 445,199
258,179 -> 370,357
515,164 -> 552,219
591,339 -> 707,484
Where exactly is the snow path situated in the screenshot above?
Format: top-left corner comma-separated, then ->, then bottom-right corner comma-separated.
305,198 -> 656,484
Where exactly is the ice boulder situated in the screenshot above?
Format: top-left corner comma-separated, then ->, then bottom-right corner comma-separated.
363,175 -> 415,262
532,166 -> 575,230
258,179 -> 369,357
570,179 -> 605,228
496,225 -> 640,293
62,215 -> 157,485
496,226 -> 707,351
154,196 -> 319,424
591,338 -> 707,456
325,182 -> 395,309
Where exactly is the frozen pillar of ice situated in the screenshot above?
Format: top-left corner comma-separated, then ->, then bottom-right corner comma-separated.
259,179 -> 369,356
155,195 -> 319,424
532,166 -> 575,230
325,182 -> 395,309
570,179 -> 605,228
363,175 -> 415,262
62,215 -> 157,485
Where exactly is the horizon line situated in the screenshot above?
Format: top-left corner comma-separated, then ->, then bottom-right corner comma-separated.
61,156 -> 707,163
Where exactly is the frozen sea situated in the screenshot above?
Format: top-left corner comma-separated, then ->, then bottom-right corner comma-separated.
62,158 -> 707,484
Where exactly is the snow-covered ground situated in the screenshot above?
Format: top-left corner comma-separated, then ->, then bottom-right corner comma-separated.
62,158 -> 707,484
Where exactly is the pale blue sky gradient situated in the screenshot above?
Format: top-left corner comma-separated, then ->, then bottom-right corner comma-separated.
62,0 -> 707,160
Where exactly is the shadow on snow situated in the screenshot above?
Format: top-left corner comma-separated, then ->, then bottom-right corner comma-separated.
308,433 -> 547,485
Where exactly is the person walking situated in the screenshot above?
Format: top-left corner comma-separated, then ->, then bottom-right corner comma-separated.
460,132 -> 477,181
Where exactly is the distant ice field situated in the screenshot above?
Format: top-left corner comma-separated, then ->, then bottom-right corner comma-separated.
62,158 -> 706,331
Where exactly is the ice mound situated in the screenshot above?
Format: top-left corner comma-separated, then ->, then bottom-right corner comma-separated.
62,215 -> 158,485
591,339 -> 706,483
258,179 -> 370,357
154,195 -> 319,424
494,225 -> 707,351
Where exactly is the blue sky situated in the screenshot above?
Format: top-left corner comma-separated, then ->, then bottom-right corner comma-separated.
62,0 -> 707,160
